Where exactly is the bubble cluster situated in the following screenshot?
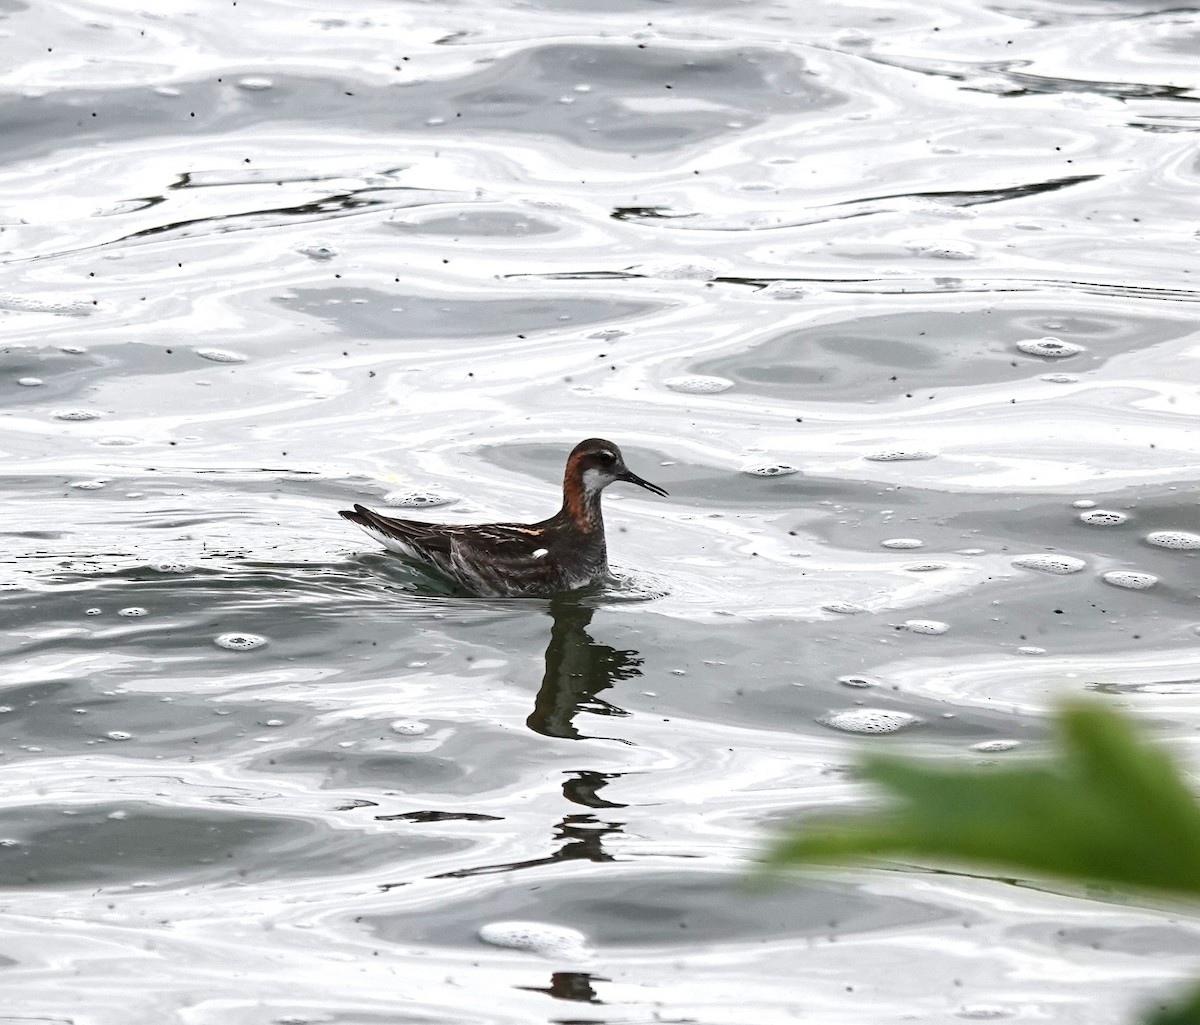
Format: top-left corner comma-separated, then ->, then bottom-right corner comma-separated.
69,480 -> 106,490
1016,646 -> 1047,656
106,731 -> 133,741
1040,373 -> 1078,384
904,561 -> 948,572
383,490 -> 456,508
864,449 -> 937,462
1078,509 -> 1126,526
741,463 -> 798,477
1015,337 -> 1084,358
54,409 -> 102,421
478,921 -> 592,961
1012,554 -> 1086,575
194,349 -> 248,364
664,375 -> 734,395
819,708 -> 923,734
390,719 -> 431,736
85,608 -> 102,616
118,607 -> 147,617
1101,570 -> 1157,590
900,619 -> 949,634
1145,531 -> 1200,550
881,538 -> 923,549
214,632 -> 268,651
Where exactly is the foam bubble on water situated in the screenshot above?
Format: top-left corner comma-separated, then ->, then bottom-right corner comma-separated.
822,601 -> 865,615
900,619 -> 949,634
16,376 -> 43,386
85,608 -> 102,616
1012,554 -> 1086,574
0,294 -> 93,316
1101,570 -> 1157,590
1079,509 -> 1127,526
864,449 -> 937,462
297,243 -> 338,261
630,260 -> 718,280
740,463 -> 798,477
906,239 -> 977,260
69,480 -> 106,490
904,561 -> 948,572
759,282 -> 809,300
1146,531 -> 1200,550
236,76 -> 274,91
956,1006 -> 1016,1020
664,375 -> 733,394
1040,373 -> 1078,384
1015,337 -> 1084,358
881,538 -> 923,549
971,739 -> 1021,753
118,607 -> 147,617
1072,499 -> 1096,509
215,632 -> 267,651
837,675 -> 878,689
106,731 -> 133,741
390,719 -> 430,736
195,348 -> 248,364
478,921 -> 592,961
819,708 -> 923,734
383,490 -> 457,508
149,560 -> 191,573
1016,645 -> 1047,656
54,409 -> 102,421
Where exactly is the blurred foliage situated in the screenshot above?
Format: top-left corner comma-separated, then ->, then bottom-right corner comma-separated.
765,701 -> 1200,1025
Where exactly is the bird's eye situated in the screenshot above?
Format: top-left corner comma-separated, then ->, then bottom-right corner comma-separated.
598,450 -> 616,464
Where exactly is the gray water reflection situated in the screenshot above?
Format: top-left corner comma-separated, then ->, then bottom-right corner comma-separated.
527,599 -> 641,741
2,0 -> 1200,1021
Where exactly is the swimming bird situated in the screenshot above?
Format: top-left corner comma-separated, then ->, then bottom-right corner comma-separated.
340,438 -> 668,597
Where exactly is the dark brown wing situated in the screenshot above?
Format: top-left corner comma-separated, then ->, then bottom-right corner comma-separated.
339,504 -> 546,556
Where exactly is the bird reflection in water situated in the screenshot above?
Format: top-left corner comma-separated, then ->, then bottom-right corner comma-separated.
518,971 -> 608,1005
527,597 -> 643,741
432,598 -> 639,880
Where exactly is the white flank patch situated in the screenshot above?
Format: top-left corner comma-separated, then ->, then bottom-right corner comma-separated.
532,548 -> 549,559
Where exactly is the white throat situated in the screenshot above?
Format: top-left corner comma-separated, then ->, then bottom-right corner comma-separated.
581,467 -> 611,496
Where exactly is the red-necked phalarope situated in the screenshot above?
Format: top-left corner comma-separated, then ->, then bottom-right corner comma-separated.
340,438 -> 668,597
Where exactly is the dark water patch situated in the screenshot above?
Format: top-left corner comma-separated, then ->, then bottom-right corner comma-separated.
0,44 -> 841,169
0,679 -> 307,763
691,306 -> 1194,402
0,345 -> 105,405
0,803 -> 450,890
277,287 -> 659,340
258,720 -> 540,796
368,869 -> 956,949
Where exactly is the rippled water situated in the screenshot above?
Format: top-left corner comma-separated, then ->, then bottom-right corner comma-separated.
3,2 -> 1200,1022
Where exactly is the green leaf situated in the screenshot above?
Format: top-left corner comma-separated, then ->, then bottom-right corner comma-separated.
765,701 -> 1200,897
1146,980 -> 1200,1025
